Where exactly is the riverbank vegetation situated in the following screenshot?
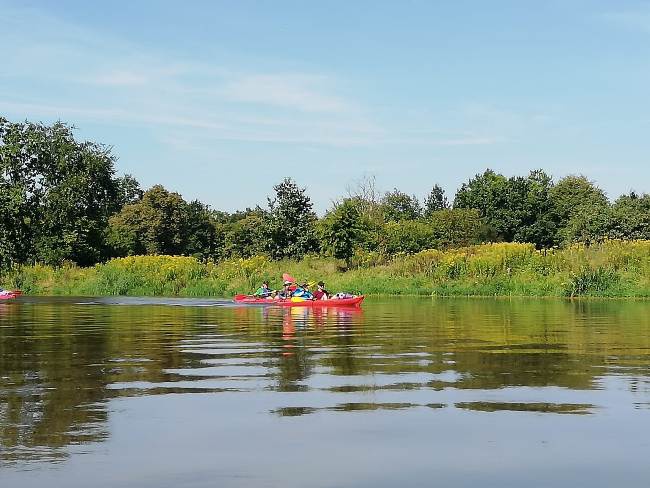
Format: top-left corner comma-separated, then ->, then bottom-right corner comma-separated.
2,117 -> 650,298
3,241 -> 650,298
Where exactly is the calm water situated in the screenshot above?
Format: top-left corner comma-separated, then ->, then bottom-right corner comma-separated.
1,296 -> 650,487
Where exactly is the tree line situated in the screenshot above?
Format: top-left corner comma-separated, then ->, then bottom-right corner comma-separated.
1,118 -> 649,270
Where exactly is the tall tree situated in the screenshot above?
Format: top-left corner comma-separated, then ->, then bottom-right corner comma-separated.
380,189 -> 422,221
454,169 -> 556,247
265,178 -> 318,259
320,198 -> 366,268
608,192 -> 650,240
0,118 -> 121,267
107,185 -> 220,259
549,175 -> 609,244
424,184 -> 448,217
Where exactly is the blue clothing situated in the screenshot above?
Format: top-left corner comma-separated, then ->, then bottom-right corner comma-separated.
291,287 -> 313,299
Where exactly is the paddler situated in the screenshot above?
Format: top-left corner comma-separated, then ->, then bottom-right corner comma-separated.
292,282 -> 314,300
279,280 -> 293,299
313,281 -> 330,300
253,282 -> 272,298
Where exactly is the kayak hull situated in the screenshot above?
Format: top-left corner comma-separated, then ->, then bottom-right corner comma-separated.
0,290 -> 21,300
234,295 -> 365,307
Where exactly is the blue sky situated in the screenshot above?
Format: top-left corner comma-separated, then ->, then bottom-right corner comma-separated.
2,0 -> 649,212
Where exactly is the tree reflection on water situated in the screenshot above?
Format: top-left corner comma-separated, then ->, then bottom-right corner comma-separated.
1,297 -> 650,466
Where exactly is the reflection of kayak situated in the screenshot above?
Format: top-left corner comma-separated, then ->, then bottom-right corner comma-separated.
234,295 -> 365,307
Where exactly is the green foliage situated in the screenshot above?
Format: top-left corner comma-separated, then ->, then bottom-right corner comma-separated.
320,198 -> 366,268
5,241 -> 650,298
115,174 -> 143,206
428,208 -> 487,248
265,178 -> 319,259
0,118 -> 121,267
224,214 -> 266,258
379,220 -> 435,255
423,184 -> 448,216
549,175 -> 608,224
380,188 -> 422,221
608,192 -> 650,240
2,115 -> 649,272
108,185 -> 220,259
454,169 -> 556,247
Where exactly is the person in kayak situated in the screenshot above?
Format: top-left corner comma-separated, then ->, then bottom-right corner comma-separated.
292,282 -> 314,300
254,282 -> 272,298
313,281 -> 330,300
278,281 -> 293,299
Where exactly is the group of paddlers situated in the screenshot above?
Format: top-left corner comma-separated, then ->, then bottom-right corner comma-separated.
253,278 -> 355,301
254,280 -> 330,300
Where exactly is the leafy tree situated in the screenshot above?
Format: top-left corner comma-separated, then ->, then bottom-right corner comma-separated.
428,208 -> 487,248
116,174 -> 143,207
184,200 -> 222,260
265,178 -> 318,259
511,170 -> 556,248
320,198 -> 366,268
549,175 -> 609,244
108,185 -> 219,258
560,207 -> 611,245
224,214 -> 266,258
381,188 -> 422,221
379,220 -> 435,255
454,169 -> 511,238
607,192 -> 650,240
424,184 -> 448,216
0,118 -> 121,267
454,169 -> 556,247
549,175 -> 609,223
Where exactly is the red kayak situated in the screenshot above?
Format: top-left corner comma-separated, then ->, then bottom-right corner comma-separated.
0,290 -> 20,300
234,295 -> 365,307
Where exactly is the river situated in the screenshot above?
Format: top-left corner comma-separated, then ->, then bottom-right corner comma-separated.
1,296 -> 649,487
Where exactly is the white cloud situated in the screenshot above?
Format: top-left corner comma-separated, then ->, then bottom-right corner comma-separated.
0,3 -> 502,149
222,74 -> 351,113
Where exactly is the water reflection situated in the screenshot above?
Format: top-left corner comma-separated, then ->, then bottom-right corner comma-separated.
1,297 -> 650,472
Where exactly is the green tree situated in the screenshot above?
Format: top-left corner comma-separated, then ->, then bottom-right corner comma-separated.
424,184 -> 448,217
320,198 -> 366,268
607,192 -> 650,240
108,185 -> 220,258
184,200 -> 222,260
381,188 -> 422,221
115,174 -> 143,207
224,214 -> 267,258
0,118 -> 121,267
560,207 -> 611,245
549,175 -> 609,244
511,170 -> 556,248
379,220 -> 435,255
428,208 -> 487,248
265,178 -> 318,259
454,169 -> 556,247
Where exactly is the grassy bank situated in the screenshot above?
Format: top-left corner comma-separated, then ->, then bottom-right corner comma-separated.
2,241 -> 650,298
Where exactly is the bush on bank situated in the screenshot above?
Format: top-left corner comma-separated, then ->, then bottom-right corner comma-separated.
3,240 -> 650,298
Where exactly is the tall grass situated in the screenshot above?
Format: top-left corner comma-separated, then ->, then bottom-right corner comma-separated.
2,240 -> 650,298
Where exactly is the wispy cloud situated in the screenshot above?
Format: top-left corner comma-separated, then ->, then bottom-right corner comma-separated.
222,74 -> 351,113
0,2 -> 501,149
